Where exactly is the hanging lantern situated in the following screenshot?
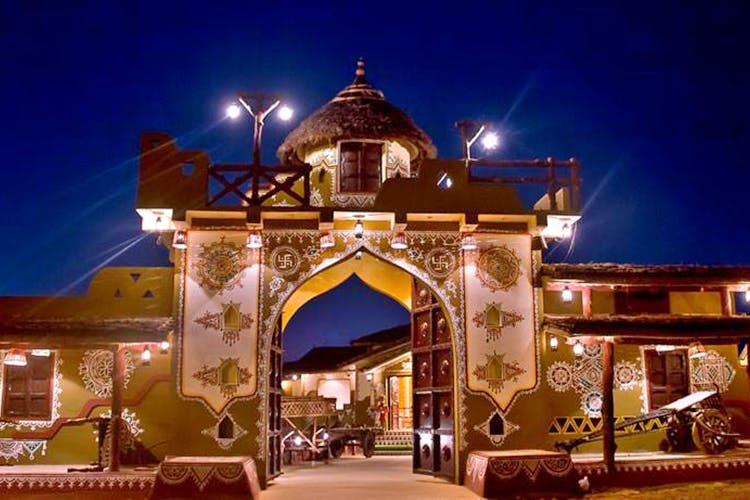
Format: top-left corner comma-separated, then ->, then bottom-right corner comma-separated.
460,233 -> 477,251
572,341 -> 584,357
4,349 -> 27,366
561,286 -> 573,303
172,230 -> 187,249
390,232 -> 408,250
549,335 -> 559,351
354,220 -> 364,239
141,346 -> 152,366
355,250 -> 363,260
365,373 -> 374,382
159,340 -> 170,354
31,349 -> 51,357
688,341 -> 707,359
246,231 -> 263,249
319,231 -> 335,249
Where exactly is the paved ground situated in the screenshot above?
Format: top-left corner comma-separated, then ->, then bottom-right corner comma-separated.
263,455 -> 750,499
262,455 -> 475,500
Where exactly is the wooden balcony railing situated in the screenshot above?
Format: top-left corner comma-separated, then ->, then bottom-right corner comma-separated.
467,157 -> 581,212
208,162 -> 312,207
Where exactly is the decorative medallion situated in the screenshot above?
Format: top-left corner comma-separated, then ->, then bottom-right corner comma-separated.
476,246 -> 521,291
474,411 -> 520,446
79,350 -> 136,398
270,245 -> 302,277
194,302 -> 254,346
581,390 -> 603,417
97,408 -> 144,464
691,350 -> 736,393
201,411 -> 248,449
473,351 -> 526,393
472,302 -> 524,342
192,358 -> 252,398
195,237 -> 246,291
424,247 -> 457,279
583,343 -> 602,359
546,361 -> 574,393
614,360 -> 642,391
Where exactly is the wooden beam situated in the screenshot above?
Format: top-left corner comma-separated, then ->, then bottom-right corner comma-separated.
108,345 -> 125,472
601,340 -> 616,477
582,288 -> 592,318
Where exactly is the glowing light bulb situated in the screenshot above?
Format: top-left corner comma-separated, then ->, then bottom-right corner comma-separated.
365,373 -> 374,382
390,232 -> 408,250
354,220 -> 364,239
561,287 -> 573,303
226,103 -> 241,120
141,347 -> 152,365
159,341 -> 170,354
549,336 -> 559,351
745,289 -> 750,303
573,342 -> 584,357
291,374 -> 299,381
293,436 -> 303,446
277,105 -> 294,121
481,132 -> 499,150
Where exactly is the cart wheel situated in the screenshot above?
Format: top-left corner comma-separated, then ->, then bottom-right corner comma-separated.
692,409 -> 733,454
362,431 -> 375,458
666,412 -> 694,452
329,439 -> 344,459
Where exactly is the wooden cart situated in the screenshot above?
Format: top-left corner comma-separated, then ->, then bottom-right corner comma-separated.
281,396 -> 379,464
557,390 -> 739,454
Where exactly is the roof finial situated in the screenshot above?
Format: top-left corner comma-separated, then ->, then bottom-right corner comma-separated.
356,58 -> 365,78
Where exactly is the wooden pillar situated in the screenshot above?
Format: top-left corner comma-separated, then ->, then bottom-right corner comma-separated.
601,340 -> 616,477
109,345 -> 124,472
582,288 -> 593,318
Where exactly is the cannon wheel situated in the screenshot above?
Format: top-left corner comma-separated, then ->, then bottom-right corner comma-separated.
692,408 -> 733,454
362,431 -> 375,458
329,438 -> 344,459
666,411 -> 694,452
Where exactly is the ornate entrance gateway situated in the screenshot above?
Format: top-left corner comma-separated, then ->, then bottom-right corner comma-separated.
256,232 -> 464,481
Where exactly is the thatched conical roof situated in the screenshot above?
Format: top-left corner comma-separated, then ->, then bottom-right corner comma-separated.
277,60 -> 437,162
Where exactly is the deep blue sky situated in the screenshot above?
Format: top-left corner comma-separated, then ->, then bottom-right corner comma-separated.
1,2 -> 749,350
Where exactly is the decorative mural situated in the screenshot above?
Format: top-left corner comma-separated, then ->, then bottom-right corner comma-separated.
0,440 -> 47,462
98,408 -> 145,464
194,303 -> 254,346
201,411 -> 248,449
691,349 -> 736,393
255,229 -> 467,456
79,349 -> 136,398
474,411 -> 519,446
548,414 -> 668,435
545,346 -> 642,418
472,303 -> 524,343
465,236 -> 537,412
179,231 -> 259,415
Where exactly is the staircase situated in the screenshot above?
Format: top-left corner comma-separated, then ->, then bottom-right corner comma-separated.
374,429 -> 413,455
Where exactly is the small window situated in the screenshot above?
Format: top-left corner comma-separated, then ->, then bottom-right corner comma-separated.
338,142 -> 383,193
2,354 -> 54,420
218,415 -> 235,439
644,349 -> 689,410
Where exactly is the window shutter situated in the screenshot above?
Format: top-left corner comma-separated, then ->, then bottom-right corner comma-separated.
2,354 -> 54,420
338,142 -> 383,193
645,350 -> 688,409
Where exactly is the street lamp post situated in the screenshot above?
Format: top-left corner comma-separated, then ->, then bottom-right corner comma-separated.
226,93 -> 294,205
455,120 -> 500,167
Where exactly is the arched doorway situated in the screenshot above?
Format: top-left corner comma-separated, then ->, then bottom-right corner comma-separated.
262,246 -> 460,482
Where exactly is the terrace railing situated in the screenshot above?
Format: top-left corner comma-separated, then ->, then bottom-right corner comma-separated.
208,162 -> 312,207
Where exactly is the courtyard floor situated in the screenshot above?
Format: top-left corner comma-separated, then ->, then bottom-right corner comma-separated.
263,455 -> 475,500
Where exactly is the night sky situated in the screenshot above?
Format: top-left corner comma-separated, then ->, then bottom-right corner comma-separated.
2,2 -> 749,358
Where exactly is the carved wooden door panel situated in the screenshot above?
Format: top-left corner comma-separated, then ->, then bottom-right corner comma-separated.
267,317 -> 282,480
645,349 -> 689,409
412,278 -> 455,480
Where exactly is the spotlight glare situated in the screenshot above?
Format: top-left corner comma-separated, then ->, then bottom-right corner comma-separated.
226,103 -> 241,120
481,132 -> 499,150
277,105 -> 294,121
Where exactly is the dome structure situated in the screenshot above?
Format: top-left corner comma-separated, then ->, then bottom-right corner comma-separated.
277,60 -> 437,163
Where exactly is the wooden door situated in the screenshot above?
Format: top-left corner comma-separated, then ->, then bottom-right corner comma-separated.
412,278 -> 455,480
645,349 -> 689,409
267,318 -> 283,480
